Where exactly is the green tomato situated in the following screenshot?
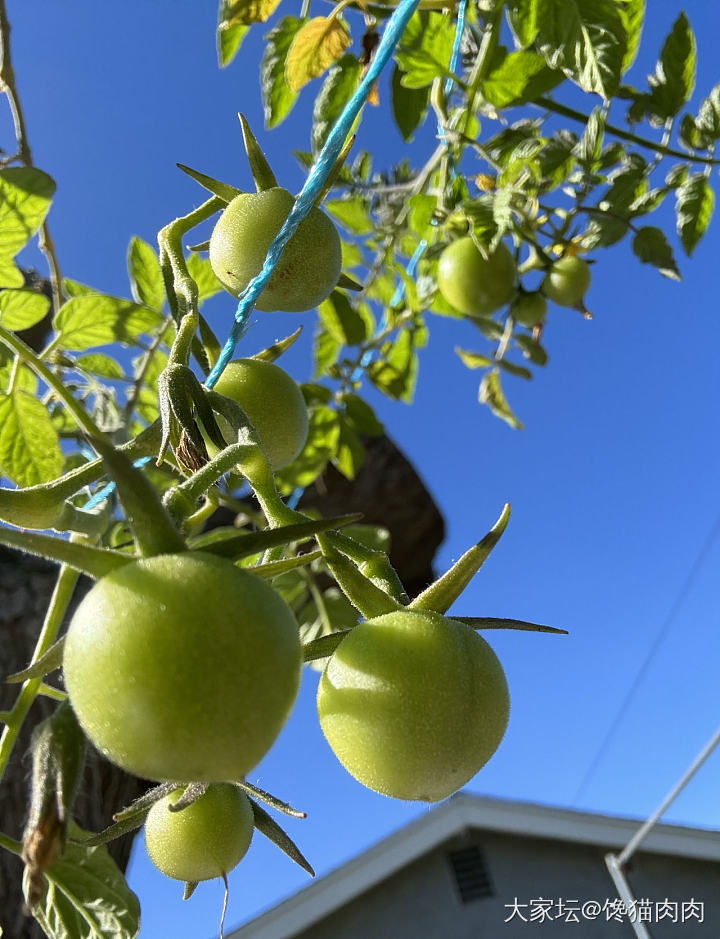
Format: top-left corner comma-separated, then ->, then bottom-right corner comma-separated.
510,291 -> 547,328
542,256 -> 591,307
209,188 -> 342,312
145,784 -> 254,882
317,610 -> 510,802
211,358 -> 309,470
63,553 -> 301,782
436,238 -> 516,317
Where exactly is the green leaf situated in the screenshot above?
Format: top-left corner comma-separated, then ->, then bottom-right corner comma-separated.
368,330 -> 418,403
286,16 -> 352,93
313,328 -> 341,378
646,12 -> 696,122
675,173 -> 714,256
478,368 -> 523,429
531,0 -> 628,99
574,107 -> 605,169
261,17 -> 303,128
456,348 -> 493,370
632,226 -> 681,280
334,416 -> 365,479
24,824 -> 141,939
318,290 -> 367,346
312,54 -> 362,154
0,167 -> 56,259
696,82 -> 720,142
391,66 -> 430,141
54,295 -> 163,351
0,390 -> 63,486
0,289 -> 49,330
253,325 -> 303,363
482,50 -> 563,108
76,353 -> 127,379
620,0 -> 645,72
515,333 -> 548,365
396,12 -> 455,89
0,255 -> 24,288
342,393 -> 383,435
218,22 -> 249,67
186,253 -> 223,304
506,0 -> 540,47
325,197 -> 373,235
127,237 -> 165,311
250,800 -> 315,877
63,279 -> 98,297
275,405 -> 341,492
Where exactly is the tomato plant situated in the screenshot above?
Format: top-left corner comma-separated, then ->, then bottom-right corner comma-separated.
63,553 -> 302,783
317,610 -> 510,802
436,238 -> 517,317
144,785 -> 254,882
0,0 -> 718,935
209,188 -> 342,312
542,256 -> 592,308
210,358 -> 309,470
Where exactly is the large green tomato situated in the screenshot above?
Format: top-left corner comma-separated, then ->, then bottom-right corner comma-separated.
209,188 -> 342,312
145,784 -> 254,882
63,553 -> 301,782
317,610 -> 510,802
211,358 -> 309,470
510,291 -> 547,328
436,238 -> 516,317
542,256 -> 591,307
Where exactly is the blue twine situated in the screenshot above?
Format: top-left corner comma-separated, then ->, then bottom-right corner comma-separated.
206,0 -> 424,390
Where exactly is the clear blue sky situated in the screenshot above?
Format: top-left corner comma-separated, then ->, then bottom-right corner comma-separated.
7,2 -> 720,936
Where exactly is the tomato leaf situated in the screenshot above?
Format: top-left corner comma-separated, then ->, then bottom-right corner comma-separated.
620,0 -> 645,73
312,54 -> 362,154
186,253 -> 223,304
275,405 -> 341,493
261,17 -> 303,128
54,295 -> 163,351
286,17 -> 352,93
23,823 -> 141,939
645,12 -> 696,122
0,390 -> 64,486
390,66 -> 430,142
253,326 -> 303,363
0,167 -> 56,260
217,21 -> 249,67
675,173 -> 714,256
324,196 -> 373,234
127,237 -> 165,312
396,12 -> 456,89
478,368 -> 524,429
333,416 -> 365,479
313,327 -> 341,378
632,226 -> 681,280
318,290 -> 367,346
0,289 -> 50,331
482,50 -> 564,108
341,393 -> 383,435
529,0 -> 628,99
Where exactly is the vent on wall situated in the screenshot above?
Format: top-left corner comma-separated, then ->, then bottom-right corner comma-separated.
447,845 -> 495,903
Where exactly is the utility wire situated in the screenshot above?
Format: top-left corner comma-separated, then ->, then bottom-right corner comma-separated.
573,511 -> 720,802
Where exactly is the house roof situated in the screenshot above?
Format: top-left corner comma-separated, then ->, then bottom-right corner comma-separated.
229,793 -> 720,938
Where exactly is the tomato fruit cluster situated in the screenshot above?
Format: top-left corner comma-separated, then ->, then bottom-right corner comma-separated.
317,610 -> 510,802
63,552 -> 301,783
211,358 -> 309,470
209,188 -> 342,312
437,238 -> 516,317
145,784 -> 254,882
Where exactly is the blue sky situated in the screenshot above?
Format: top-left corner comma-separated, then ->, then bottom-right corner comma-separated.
7,2 -> 720,936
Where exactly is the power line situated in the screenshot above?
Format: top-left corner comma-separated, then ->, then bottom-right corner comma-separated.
573,512 -> 720,803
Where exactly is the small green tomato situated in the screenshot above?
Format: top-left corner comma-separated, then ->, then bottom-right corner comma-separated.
211,358 -> 309,470
542,256 -> 591,307
436,238 -> 516,317
145,784 -> 254,882
209,188 -> 342,312
317,610 -> 510,802
510,291 -> 547,328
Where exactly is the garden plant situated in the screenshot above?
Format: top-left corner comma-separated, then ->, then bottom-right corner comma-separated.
0,0 -> 718,936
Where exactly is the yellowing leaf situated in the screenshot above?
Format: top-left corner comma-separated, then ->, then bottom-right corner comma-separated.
220,0 -> 281,27
286,17 -> 352,93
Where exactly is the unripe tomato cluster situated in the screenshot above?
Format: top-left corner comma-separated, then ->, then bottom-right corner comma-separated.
436,236 -> 592,324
